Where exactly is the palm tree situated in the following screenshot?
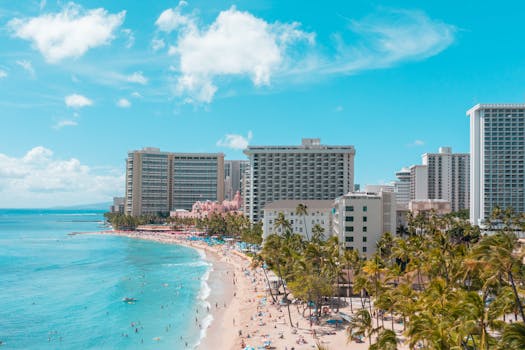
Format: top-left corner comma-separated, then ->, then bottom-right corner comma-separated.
296,203 -> 309,240
342,248 -> 360,312
251,253 -> 278,303
370,329 -> 398,350
311,223 -> 325,242
347,309 -> 375,345
499,323 -> 525,350
274,212 -> 292,235
471,231 -> 525,322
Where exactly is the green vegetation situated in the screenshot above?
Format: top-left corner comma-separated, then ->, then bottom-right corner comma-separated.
104,212 -> 166,230
104,211 -> 262,243
259,208 -> 525,349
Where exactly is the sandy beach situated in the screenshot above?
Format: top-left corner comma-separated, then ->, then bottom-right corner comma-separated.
80,230 -> 406,350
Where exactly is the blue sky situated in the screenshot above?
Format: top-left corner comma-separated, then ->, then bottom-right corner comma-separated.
1,0 -> 524,207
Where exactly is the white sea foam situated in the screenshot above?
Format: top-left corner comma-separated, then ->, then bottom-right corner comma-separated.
193,256 -> 214,349
162,261 -> 211,268
193,313 -> 214,349
196,247 -> 207,260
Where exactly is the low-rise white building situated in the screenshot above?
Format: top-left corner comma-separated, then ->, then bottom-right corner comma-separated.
409,199 -> 451,215
262,200 -> 333,240
333,191 -> 396,257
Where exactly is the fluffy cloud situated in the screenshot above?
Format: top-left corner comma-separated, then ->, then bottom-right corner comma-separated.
126,71 -> 148,84
157,5 -> 314,103
116,98 -> 131,108
8,3 -> 125,63
65,94 -> 93,108
53,120 -> 78,129
0,69 -> 7,79
0,146 -> 124,207
216,131 -> 253,150
16,60 -> 35,77
155,2 -> 192,33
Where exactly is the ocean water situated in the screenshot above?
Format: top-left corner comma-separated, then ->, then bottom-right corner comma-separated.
0,209 -> 211,349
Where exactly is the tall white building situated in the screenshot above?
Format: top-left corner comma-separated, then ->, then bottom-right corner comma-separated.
262,200 -> 333,241
467,104 -> 525,225
125,147 -> 225,216
243,138 -> 356,222
422,147 -> 470,212
409,165 -> 428,201
364,184 -> 395,193
393,168 -> 411,209
224,160 -> 249,200
333,191 -> 396,257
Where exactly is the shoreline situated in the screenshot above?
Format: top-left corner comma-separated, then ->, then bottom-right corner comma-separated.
78,230 -> 402,350
76,230 -> 246,349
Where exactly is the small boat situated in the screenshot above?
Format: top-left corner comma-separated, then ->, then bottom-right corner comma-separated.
123,297 -> 137,303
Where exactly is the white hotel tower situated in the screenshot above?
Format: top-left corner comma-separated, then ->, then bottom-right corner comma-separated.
468,104 -> 525,225
243,138 -> 355,222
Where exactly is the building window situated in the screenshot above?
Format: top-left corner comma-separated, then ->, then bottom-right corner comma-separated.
345,206 -> 354,212
345,236 -> 354,242
345,226 -> 354,232
363,216 -> 367,222
363,226 -> 367,232
363,206 -> 367,212
346,247 -> 354,251
345,216 -> 354,222
362,247 -> 367,253
363,236 -> 367,242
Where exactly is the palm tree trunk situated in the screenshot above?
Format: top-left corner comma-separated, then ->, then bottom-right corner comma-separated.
276,265 -> 294,327
261,267 -> 277,303
508,271 -> 525,322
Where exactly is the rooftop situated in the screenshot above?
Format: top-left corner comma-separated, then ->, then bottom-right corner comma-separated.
263,199 -> 334,210
467,103 -> 525,115
244,138 -> 355,155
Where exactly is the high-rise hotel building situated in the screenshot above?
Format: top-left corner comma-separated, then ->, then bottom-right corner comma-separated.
393,168 -> 411,209
224,160 -> 249,200
468,104 -> 525,225
422,147 -> 470,212
243,138 -> 355,222
125,147 -> 224,216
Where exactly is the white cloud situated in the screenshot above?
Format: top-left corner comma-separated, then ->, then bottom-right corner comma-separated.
216,131 -> 253,150
65,94 -> 93,108
324,9 -> 456,74
0,69 -> 7,79
53,120 -> 78,129
122,28 -> 135,48
407,139 -> 425,147
151,38 -> 166,51
126,71 -> 148,84
334,105 -> 343,112
16,60 -> 35,77
0,146 -> 124,207
8,3 -> 125,63
116,98 -> 131,108
131,91 -> 142,98
160,5 -> 314,103
155,2 -> 192,33
39,0 -> 46,11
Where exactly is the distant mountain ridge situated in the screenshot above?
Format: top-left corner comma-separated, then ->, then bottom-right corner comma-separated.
50,202 -> 112,210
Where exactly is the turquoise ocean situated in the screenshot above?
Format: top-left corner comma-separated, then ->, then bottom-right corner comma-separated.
0,209 -> 212,349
